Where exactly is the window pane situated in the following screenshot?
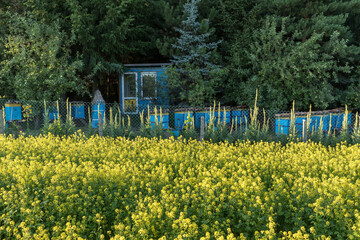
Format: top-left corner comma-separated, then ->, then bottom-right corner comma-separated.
124,74 -> 136,98
142,73 -> 156,98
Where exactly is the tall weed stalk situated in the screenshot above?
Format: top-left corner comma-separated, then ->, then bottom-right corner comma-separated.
104,107 -> 134,138
42,100 -> 75,136
352,112 -> 360,144
244,90 -> 270,142
139,106 -> 167,139
340,105 -> 350,142
181,112 -> 197,140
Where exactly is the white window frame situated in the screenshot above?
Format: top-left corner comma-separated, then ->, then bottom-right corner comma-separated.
141,72 -> 157,100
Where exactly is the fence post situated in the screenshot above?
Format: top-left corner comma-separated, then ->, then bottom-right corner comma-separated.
99,112 -> 103,137
0,110 -> 4,134
200,116 -> 205,141
302,119 -> 307,142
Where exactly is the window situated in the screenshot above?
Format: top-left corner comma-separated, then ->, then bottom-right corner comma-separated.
124,73 -> 137,98
141,72 -> 157,99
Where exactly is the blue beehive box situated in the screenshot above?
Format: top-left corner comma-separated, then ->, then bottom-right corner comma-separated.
91,104 -> 105,128
231,108 -> 249,127
5,102 -> 22,121
48,110 -> 58,120
334,113 -> 352,129
92,90 -> 106,128
275,110 -> 352,135
194,109 -> 209,128
43,106 -> 58,121
308,113 -> 352,132
192,107 -> 250,129
71,103 -> 85,119
275,117 -> 305,135
149,112 -> 169,129
174,109 -> 194,130
208,109 -> 230,125
172,130 -> 180,137
195,107 -> 232,128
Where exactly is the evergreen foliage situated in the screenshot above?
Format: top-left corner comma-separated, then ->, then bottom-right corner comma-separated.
171,0 -> 220,72
166,0 -> 222,106
155,0 -> 187,58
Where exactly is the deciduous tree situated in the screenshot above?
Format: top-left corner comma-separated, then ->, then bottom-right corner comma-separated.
225,0 -> 360,110
0,14 -> 85,100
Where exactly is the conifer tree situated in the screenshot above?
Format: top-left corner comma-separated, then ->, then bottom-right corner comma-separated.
166,0 -> 221,106
155,0 -> 186,58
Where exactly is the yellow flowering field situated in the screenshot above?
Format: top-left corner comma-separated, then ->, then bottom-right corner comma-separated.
0,135 -> 360,239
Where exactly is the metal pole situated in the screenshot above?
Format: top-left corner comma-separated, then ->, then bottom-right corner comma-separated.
200,116 -> 205,141
302,119 -> 307,142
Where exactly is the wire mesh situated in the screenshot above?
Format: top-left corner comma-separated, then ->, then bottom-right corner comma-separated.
0,99 -> 356,140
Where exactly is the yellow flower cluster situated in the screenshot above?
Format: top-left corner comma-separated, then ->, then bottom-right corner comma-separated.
0,135 -> 359,239
22,105 -> 33,120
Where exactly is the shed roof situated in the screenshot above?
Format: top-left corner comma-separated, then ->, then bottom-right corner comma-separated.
123,63 -> 172,68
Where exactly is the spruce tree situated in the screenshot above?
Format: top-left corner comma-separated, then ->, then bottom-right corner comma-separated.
155,0 -> 186,58
166,0 -> 221,106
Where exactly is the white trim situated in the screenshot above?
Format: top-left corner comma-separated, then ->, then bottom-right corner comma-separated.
140,72 -> 157,100
122,72 -> 138,114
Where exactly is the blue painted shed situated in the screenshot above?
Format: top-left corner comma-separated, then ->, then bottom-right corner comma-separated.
120,63 -> 171,113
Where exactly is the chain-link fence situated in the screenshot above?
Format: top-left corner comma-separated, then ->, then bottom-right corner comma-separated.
0,99 -> 356,141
